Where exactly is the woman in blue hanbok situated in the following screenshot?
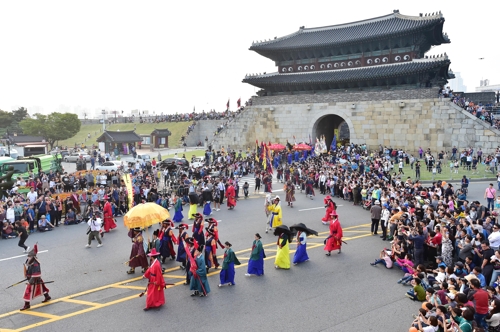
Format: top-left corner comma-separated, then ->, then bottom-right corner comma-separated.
245,233 -> 264,276
293,230 -> 309,265
219,242 -> 241,287
172,195 -> 183,222
175,224 -> 189,269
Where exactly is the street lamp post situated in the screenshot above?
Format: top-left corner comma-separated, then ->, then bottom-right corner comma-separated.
101,110 -> 106,132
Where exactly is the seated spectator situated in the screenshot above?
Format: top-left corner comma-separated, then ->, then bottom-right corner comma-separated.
2,221 -> 17,239
38,215 -> 54,232
467,266 -> 487,288
369,249 -> 393,268
65,208 -> 77,225
406,277 -> 426,301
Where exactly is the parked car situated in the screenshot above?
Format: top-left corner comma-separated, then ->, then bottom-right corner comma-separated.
159,158 -> 189,169
191,156 -> 205,168
95,161 -> 127,172
64,153 -> 91,163
51,150 -> 70,158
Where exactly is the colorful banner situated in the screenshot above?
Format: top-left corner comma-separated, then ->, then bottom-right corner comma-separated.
122,173 -> 134,210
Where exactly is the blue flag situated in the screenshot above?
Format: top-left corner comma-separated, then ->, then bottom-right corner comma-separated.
330,134 -> 337,151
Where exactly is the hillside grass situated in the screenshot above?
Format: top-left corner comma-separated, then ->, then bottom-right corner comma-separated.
58,122 -> 192,149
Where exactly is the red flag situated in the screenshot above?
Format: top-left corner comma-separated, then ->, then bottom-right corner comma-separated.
226,99 -> 230,111
237,98 -> 241,108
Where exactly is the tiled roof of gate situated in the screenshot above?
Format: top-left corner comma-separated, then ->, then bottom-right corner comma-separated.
243,57 -> 451,87
250,12 -> 449,52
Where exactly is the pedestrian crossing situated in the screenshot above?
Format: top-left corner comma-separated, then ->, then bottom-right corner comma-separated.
237,173 -> 283,195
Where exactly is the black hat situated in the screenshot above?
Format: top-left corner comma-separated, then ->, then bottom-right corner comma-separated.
186,237 -> 194,245
133,227 -> 142,232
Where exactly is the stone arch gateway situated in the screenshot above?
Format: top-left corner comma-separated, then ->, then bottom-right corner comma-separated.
312,114 -> 350,149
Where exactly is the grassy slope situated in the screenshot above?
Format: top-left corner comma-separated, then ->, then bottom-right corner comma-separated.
57,122 -> 192,149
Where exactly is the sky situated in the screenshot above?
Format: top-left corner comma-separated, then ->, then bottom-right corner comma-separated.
0,0 -> 498,118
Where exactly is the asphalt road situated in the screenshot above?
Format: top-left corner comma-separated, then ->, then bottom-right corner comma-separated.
0,180 -> 494,332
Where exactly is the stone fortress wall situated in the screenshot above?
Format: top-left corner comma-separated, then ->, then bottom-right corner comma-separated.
204,88 -> 499,154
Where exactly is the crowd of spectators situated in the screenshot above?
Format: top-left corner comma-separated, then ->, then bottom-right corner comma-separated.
439,85 -> 500,130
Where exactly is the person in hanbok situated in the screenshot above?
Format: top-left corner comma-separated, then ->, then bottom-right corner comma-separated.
20,244 -> 51,311
159,220 -> 178,263
175,224 -> 189,269
188,192 -> 198,220
205,218 -> 224,249
324,212 -> 343,256
172,195 -> 184,222
203,197 -> 212,216
103,197 -> 117,232
266,196 -> 282,233
127,227 -> 149,274
225,181 -> 236,209
275,229 -> 290,270
219,241 -> 241,287
284,181 -> 296,208
293,230 -> 309,265
205,230 -> 219,271
322,196 -> 337,225
184,237 -> 196,285
245,233 -> 264,276
190,246 -> 211,297
305,175 -> 315,199
192,213 -> 205,246
142,248 -> 166,311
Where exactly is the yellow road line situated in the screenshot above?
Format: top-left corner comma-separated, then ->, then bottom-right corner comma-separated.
162,275 -> 186,279
18,311 -> 60,320
111,285 -> 145,290
3,223 -> 372,331
60,299 -> 101,307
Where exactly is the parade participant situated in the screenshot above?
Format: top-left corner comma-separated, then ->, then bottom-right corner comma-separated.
192,213 -> 205,246
142,248 -> 166,311
274,228 -> 291,270
175,224 -> 189,269
225,180 -> 236,210
149,230 -> 161,257
266,195 -> 282,233
159,220 -> 178,263
263,173 -> 273,193
205,218 -> 224,249
205,230 -> 219,271
203,197 -> 212,217
293,229 -> 309,265
305,175 -> 315,199
284,180 -> 296,208
188,191 -> 198,220
127,227 -> 149,274
172,195 -> 184,223
219,241 -> 241,287
20,244 -> 51,311
245,233 -> 264,277
325,212 -> 343,256
103,197 -> 116,233
322,196 -> 337,225
184,237 -> 196,285
189,245 -> 211,297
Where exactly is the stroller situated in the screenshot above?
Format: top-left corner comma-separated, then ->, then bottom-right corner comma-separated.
362,200 -> 372,210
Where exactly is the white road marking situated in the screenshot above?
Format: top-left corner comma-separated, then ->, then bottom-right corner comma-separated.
298,205 -> 343,212
0,250 -> 48,262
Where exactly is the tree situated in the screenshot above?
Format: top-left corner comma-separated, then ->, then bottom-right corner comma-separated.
20,112 -> 81,150
0,110 -> 13,129
12,107 -> 29,123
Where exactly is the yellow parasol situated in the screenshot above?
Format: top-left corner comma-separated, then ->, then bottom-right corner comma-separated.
123,202 -> 170,229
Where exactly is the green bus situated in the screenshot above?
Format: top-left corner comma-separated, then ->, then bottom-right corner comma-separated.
0,156 -> 16,176
1,154 -> 63,179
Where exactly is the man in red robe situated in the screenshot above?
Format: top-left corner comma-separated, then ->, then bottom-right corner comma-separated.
322,196 -> 337,224
225,182 -> 236,209
103,198 -> 116,233
324,212 -> 343,256
142,248 -> 166,311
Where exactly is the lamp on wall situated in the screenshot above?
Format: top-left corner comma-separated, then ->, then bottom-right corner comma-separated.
270,107 -> 275,112
399,102 -> 405,108
307,105 -> 311,111
351,104 -> 356,109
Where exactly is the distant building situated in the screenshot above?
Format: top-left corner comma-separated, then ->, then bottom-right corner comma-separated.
448,72 -> 466,92
476,79 -> 500,93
